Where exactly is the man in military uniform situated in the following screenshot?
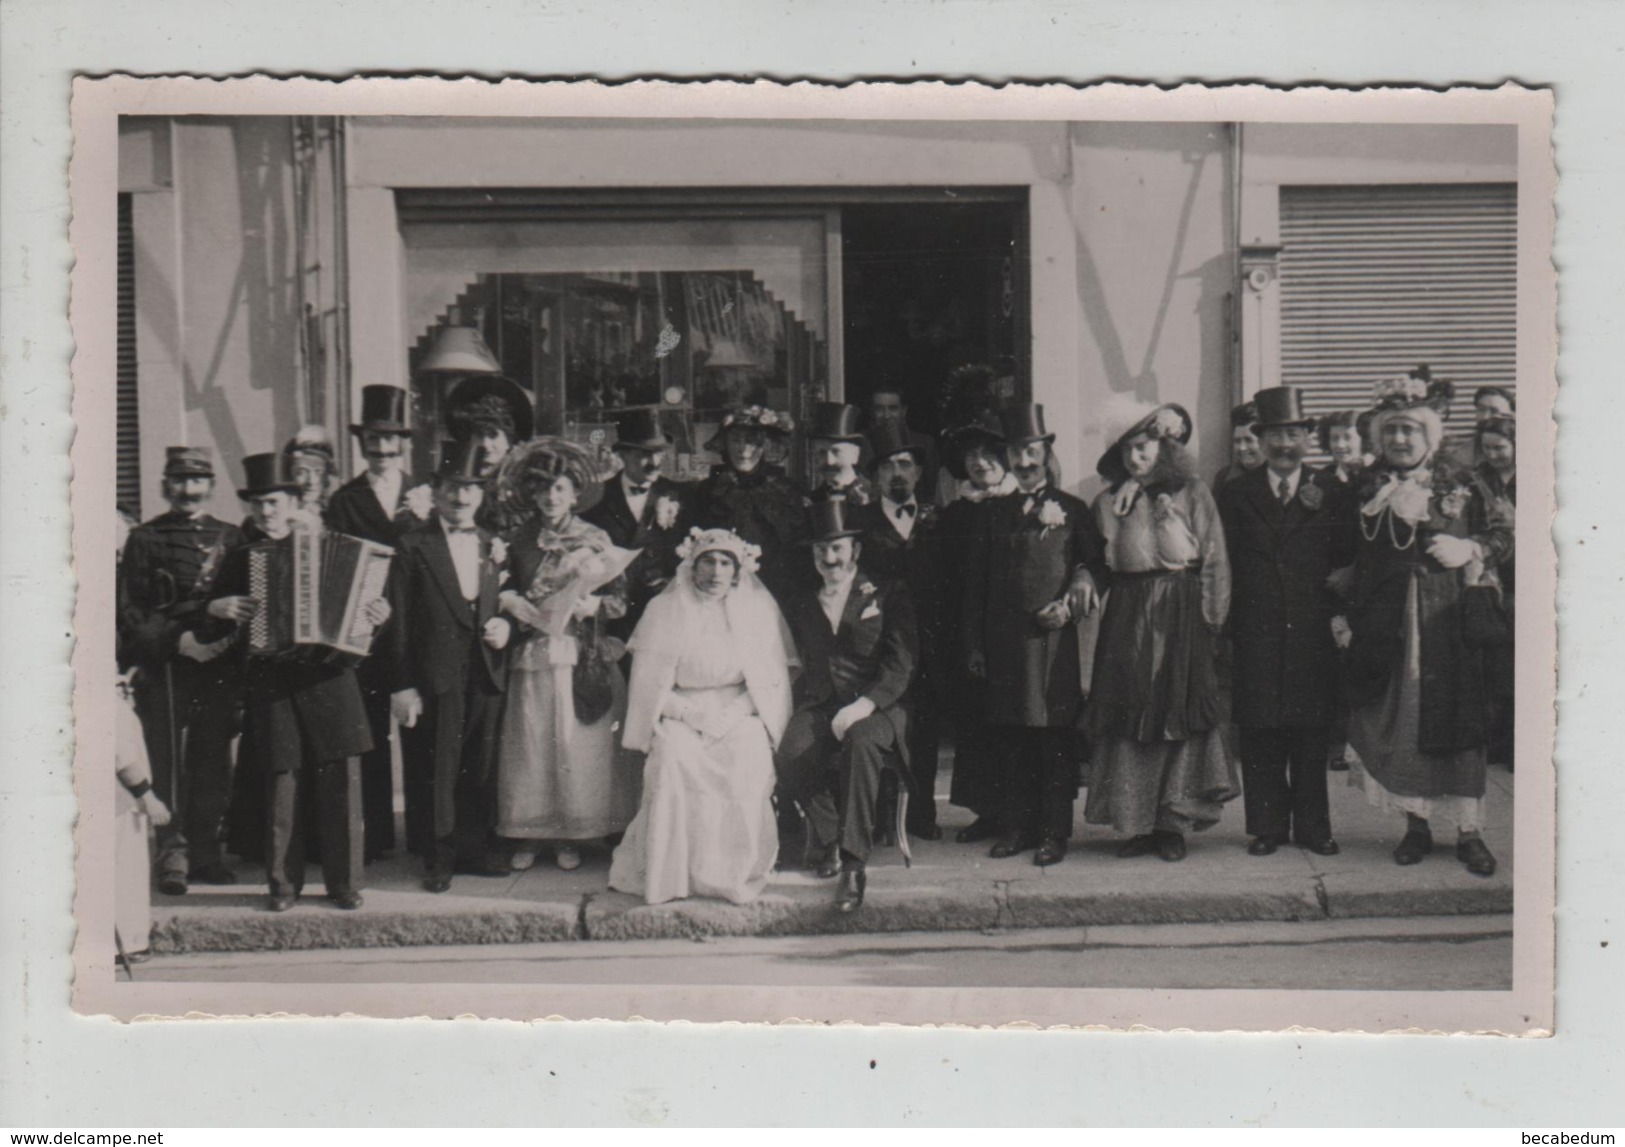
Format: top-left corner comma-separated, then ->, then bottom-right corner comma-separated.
116,446 -> 243,895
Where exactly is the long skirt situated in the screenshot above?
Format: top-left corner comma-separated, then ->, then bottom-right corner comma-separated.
1348,578 -> 1487,831
1083,568 -> 1239,835
609,700 -> 779,905
497,655 -> 640,841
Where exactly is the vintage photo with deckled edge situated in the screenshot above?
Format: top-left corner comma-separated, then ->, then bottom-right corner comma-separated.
67,76 -> 1556,1031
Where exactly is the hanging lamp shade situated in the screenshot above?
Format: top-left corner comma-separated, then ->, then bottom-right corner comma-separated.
420,324 -> 504,375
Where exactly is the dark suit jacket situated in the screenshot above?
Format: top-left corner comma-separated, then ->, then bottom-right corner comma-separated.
324,472 -> 420,548
963,486 -> 1108,727
383,520 -> 506,698
203,524 -> 374,770
582,474 -> 693,637
782,572 -> 917,764
1218,465 -> 1355,729
852,499 -> 944,676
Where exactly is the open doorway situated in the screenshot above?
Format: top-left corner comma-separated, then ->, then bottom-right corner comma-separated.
841,197 -> 1028,442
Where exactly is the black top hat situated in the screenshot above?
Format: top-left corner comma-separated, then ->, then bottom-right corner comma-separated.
163,445 -> 215,478
865,421 -> 924,470
805,494 -> 864,543
434,439 -> 493,484
943,413 -> 1007,481
1250,386 -> 1316,432
999,403 -> 1055,447
613,409 -> 672,453
447,375 -> 534,443
236,452 -> 303,499
807,402 -> 866,444
349,385 -> 413,437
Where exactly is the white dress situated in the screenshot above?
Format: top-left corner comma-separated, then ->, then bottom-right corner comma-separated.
609,600 -> 781,905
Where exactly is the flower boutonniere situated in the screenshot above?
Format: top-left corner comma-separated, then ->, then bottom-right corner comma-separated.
1298,483 -> 1325,512
1036,498 -> 1067,537
489,536 -> 509,568
1152,492 -> 1175,522
403,484 -> 434,521
858,580 -> 877,597
654,494 -> 681,531
1436,485 -> 1471,521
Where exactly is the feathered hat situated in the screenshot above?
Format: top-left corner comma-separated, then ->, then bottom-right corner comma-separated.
487,435 -> 607,526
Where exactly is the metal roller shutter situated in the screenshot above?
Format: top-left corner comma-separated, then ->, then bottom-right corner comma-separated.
1278,183 -> 1517,446
117,193 -> 141,516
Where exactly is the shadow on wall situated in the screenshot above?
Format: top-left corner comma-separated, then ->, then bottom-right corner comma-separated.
1071,138 -> 1233,502
182,118 -> 302,485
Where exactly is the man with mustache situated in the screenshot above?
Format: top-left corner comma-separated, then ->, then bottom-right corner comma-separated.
963,404 -> 1106,866
324,384 -> 428,860
117,446 -> 244,895
1218,387 -> 1353,858
776,497 -> 918,912
803,402 -> 874,507
852,420 -> 945,840
867,385 -> 939,504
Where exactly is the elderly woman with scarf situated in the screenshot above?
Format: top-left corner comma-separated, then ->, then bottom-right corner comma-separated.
608,528 -> 796,904
1083,401 -> 1237,862
1338,378 -> 1513,876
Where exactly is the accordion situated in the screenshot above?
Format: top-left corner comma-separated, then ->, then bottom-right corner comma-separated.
245,530 -> 395,666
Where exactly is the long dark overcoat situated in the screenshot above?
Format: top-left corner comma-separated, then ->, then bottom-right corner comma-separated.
962,487 -> 1107,728
1217,465 -> 1355,730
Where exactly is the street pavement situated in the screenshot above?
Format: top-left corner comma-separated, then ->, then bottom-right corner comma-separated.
139,915 -> 1513,990
144,757 -> 1515,956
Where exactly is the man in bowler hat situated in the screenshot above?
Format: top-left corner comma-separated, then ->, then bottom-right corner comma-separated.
583,408 -> 694,641
804,402 -> 874,506
852,420 -> 946,840
117,446 -> 244,894
776,496 -> 918,912
1217,386 -> 1353,857
202,453 -> 390,911
963,403 -> 1106,866
384,441 -> 513,891
324,384 -> 423,859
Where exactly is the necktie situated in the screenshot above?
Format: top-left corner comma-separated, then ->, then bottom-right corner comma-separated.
1278,478 -> 1294,506
896,503 -> 916,519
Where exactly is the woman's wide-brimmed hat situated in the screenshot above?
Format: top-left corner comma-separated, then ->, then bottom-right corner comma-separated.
446,375 -> 534,443
804,494 -> 864,543
1250,386 -> 1317,433
491,435 -> 606,513
1096,400 -> 1193,485
237,452 -> 304,499
806,402 -> 866,445
703,404 -> 795,453
349,385 -> 413,437
942,412 -> 1007,481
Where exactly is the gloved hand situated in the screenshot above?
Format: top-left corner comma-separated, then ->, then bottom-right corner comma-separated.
482,617 -> 512,651
1426,534 -> 1481,570
831,697 -> 877,742
391,688 -> 424,729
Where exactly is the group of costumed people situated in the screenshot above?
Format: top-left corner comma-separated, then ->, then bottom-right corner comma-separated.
113,360 -> 1517,956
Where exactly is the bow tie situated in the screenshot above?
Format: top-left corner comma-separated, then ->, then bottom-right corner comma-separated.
895,503 -> 916,519
446,526 -> 479,536
627,484 -> 651,496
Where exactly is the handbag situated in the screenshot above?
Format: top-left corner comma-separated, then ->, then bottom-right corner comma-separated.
571,613 -> 619,724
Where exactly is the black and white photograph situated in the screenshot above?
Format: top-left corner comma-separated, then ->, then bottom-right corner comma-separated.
67,78 -> 1555,1030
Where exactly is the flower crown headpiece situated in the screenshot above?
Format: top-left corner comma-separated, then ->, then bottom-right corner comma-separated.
719,405 -> 795,434
676,527 -> 762,575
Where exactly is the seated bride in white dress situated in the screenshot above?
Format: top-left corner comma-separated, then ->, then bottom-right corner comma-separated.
608,527 -> 797,905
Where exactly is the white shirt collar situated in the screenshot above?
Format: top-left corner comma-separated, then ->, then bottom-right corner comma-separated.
818,573 -> 856,632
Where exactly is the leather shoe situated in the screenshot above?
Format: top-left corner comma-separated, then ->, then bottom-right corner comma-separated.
811,845 -> 841,879
1155,831 -> 1187,862
157,873 -> 188,897
1247,835 -> 1284,857
1033,838 -> 1068,867
192,863 -> 237,885
1456,836 -> 1497,877
267,894 -> 296,913
835,865 -> 866,913
989,834 -> 1037,859
1393,828 -> 1433,866
908,822 -> 944,842
327,889 -> 364,910
1298,838 -> 1341,857
423,874 -> 453,894
1115,834 -> 1159,859
955,817 -> 1000,844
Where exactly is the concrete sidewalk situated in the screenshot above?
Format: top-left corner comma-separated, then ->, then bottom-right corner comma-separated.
147,762 -> 1514,954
